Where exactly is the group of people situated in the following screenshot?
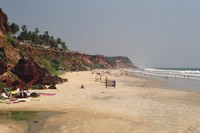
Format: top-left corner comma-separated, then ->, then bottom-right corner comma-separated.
0,87 -> 39,104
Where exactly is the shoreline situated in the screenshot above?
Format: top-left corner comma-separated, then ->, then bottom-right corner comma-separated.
1,69 -> 200,132
129,69 -> 200,92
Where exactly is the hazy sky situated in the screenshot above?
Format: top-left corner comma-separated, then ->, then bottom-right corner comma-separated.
1,0 -> 200,68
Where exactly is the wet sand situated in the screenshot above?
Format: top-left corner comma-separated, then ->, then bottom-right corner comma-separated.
1,69 -> 200,133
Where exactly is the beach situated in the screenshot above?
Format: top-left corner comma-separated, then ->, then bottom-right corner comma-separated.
1,69 -> 200,133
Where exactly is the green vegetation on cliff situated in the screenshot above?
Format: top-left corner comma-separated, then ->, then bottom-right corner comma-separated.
0,7 -> 136,91
105,56 -> 133,67
6,23 -> 135,75
9,23 -> 67,50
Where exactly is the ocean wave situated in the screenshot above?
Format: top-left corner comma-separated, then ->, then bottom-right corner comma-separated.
130,68 -> 200,80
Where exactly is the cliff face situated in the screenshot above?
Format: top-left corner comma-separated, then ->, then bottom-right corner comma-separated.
17,42 -> 135,71
0,8 -> 136,90
0,8 -> 9,35
0,8 -> 19,78
0,8 -> 66,89
0,7 -> 19,68
0,59 -> 7,74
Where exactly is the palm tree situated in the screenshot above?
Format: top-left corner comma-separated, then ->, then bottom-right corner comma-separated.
61,42 -> 67,50
56,37 -> 62,44
44,31 -> 49,36
18,25 -> 28,40
9,23 -> 19,34
49,36 -> 57,48
21,24 -> 27,33
42,31 -> 50,45
34,28 -> 39,35
32,28 -> 40,44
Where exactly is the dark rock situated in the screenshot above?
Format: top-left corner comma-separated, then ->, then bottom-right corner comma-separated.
42,75 -> 67,85
11,80 -> 20,86
48,84 -> 57,89
0,59 -> 7,74
38,85 -> 47,89
11,58 -> 46,85
11,58 -> 67,87
63,78 -> 68,82
0,8 -> 10,35
0,72 -> 10,85
0,47 -> 7,74
30,92 -> 40,97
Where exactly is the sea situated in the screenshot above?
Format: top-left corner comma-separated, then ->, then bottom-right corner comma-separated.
128,67 -> 200,92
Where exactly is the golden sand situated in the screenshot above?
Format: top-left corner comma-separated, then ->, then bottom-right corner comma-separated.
1,69 -> 200,133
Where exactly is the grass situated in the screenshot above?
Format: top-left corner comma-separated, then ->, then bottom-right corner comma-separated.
0,111 -> 37,121
37,57 -> 60,76
31,85 -> 40,90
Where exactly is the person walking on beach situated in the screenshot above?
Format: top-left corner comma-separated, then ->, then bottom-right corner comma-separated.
105,77 -> 108,88
8,93 -> 12,104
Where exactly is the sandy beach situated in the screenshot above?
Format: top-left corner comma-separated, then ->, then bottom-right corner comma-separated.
1,69 -> 200,133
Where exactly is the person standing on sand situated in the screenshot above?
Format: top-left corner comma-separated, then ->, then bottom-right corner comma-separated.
105,77 -> 108,88
81,85 -> 85,89
8,93 -> 12,104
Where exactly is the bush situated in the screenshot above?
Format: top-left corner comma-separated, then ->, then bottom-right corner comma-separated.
7,32 -> 16,47
19,50 -> 25,58
0,51 -> 7,63
0,82 -> 7,93
31,85 -> 40,90
51,59 -> 62,70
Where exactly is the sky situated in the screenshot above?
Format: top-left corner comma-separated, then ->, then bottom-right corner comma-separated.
1,0 -> 200,68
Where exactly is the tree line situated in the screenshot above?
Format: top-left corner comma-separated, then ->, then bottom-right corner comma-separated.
9,23 -> 67,50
